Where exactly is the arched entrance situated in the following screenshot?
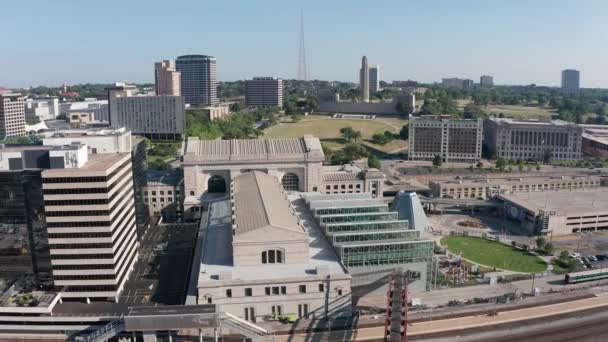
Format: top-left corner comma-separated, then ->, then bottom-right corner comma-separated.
281,173 -> 299,191
208,175 -> 226,193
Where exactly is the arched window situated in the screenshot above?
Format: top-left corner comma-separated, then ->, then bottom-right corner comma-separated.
261,249 -> 284,264
281,173 -> 299,191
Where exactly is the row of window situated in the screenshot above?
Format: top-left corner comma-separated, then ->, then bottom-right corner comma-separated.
325,184 -> 361,190
225,283 -> 340,299
45,210 -> 110,217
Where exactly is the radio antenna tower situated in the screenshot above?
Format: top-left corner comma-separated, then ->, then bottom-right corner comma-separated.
297,9 -> 308,81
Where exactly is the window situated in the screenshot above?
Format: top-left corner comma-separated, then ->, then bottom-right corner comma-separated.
299,285 -> 306,293
337,289 -> 343,296
207,297 -> 212,304
226,289 -> 232,298
312,187 -> 318,192
152,191 -> 156,195
298,304 -> 309,318
261,249 -> 284,264
318,284 -> 324,292
272,286 -> 280,295
244,307 -> 256,322
190,191 -> 195,196
265,287 -> 271,295
244,288 -> 252,297
281,286 -> 287,294
271,305 -> 282,316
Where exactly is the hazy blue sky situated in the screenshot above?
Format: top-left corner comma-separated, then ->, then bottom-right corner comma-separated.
2,0 -> 607,88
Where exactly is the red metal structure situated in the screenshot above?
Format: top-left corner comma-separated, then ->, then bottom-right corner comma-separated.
384,270 -> 409,342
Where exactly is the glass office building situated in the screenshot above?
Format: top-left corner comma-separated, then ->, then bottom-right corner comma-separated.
304,193 -> 433,291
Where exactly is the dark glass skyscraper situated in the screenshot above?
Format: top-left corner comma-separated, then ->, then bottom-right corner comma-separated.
175,55 -> 218,106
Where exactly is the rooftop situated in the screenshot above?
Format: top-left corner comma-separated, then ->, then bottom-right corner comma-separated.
42,127 -> 130,138
146,169 -> 183,187
43,152 -> 128,176
431,175 -> 601,187
198,197 -> 348,284
232,171 -> 304,235
183,135 -> 324,164
487,117 -> 577,126
498,189 -> 608,216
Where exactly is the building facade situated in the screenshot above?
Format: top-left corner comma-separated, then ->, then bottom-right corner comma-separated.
25,97 -> 59,122
201,105 -> 230,121
245,77 -> 283,108
320,164 -> 384,198
480,75 -> 494,88
441,78 -> 474,89
107,84 -> 186,139
561,69 -> 580,93
42,153 -> 139,301
484,118 -> 582,161
581,124 -> 608,158
154,60 -> 181,96
431,175 -> 601,200
369,65 -> 380,93
175,55 -> 218,106
408,115 -> 483,163
183,135 -> 324,214
0,93 -> 26,138
143,170 -> 183,222
196,172 -> 352,322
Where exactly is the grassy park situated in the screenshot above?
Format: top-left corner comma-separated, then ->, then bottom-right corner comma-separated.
263,115 -> 407,153
440,236 -> 547,273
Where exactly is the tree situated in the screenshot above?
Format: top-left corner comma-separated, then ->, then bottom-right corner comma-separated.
544,242 -> 554,255
463,103 -> 487,119
371,132 -> 392,145
291,114 -> 303,123
368,154 -> 381,169
352,130 -> 362,143
432,155 -> 442,167
476,161 -> 484,169
229,102 -> 241,112
495,157 -> 507,170
535,163 -> 541,171
339,127 -> 355,142
399,124 -> 409,140
536,236 -> 546,250
511,240 -> 517,248
543,148 -> 553,164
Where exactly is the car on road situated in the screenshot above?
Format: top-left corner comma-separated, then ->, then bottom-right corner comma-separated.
571,252 -> 581,258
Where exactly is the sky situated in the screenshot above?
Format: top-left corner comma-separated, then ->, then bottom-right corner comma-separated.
1,0 -> 608,88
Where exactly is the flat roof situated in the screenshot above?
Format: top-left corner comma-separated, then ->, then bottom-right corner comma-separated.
432,175 -> 600,187
198,197 -> 348,284
498,189 -> 608,216
146,169 -> 182,187
309,198 -> 387,210
487,117 -> 576,127
43,153 -> 128,176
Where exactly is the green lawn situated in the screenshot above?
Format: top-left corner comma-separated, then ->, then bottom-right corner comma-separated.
484,104 -> 555,118
440,236 -> 547,273
264,115 -> 407,153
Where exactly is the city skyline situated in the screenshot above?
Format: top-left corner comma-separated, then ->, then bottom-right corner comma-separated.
1,0 -> 607,88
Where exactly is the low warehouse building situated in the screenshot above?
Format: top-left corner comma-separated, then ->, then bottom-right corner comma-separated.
498,189 -> 608,236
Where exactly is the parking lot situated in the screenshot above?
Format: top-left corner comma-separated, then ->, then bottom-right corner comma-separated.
119,223 -> 198,305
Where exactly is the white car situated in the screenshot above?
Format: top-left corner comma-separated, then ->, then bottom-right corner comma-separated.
571,252 -> 581,258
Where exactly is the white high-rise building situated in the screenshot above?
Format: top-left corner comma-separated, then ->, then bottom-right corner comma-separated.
42,151 -> 139,302
245,77 -> 283,108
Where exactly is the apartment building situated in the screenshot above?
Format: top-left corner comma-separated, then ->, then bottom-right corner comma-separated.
154,60 -> 181,96
408,115 -> 483,163
430,175 -> 601,200
441,78 -> 473,89
484,118 -> 582,161
369,65 -> 380,93
107,83 -> 185,139
480,75 -> 494,88
245,77 -> 283,108
0,93 -> 26,138
175,55 -> 218,106
42,152 -> 138,302
561,69 -> 580,93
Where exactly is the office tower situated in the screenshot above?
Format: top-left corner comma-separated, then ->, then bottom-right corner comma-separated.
480,75 -> 494,88
154,60 -> 181,96
369,65 -> 380,93
408,115 -> 483,163
0,93 -> 26,138
441,78 -> 474,90
42,152 -> 138,302
245,77 -> 283,107
107,83 -> 185,140
561,69 -> 580,93
484,118 -> 582,161
359,56 -> 369,102
175,55 -> 218,105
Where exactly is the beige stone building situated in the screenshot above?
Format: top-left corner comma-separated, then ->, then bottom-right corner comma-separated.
408,115 -> 483,163
195,171 -> 351,322
154,60 -> 181,96
0,93 -> 26,138
42,152 -> 139,302
183,135 -> 325,217
484,118 -> 582,161
431,175 -> 601,200
201,104 -> 230,121
321,164 -> 384,198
